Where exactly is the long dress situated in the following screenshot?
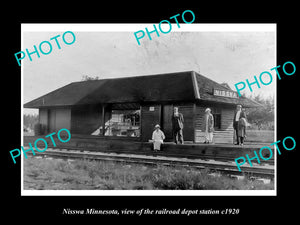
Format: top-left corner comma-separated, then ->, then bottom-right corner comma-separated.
152,129 -> 166,150
203,113 -> 214,142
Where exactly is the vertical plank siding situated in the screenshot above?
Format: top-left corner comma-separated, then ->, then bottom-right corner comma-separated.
71,104 -> 102,135
55,108 -> 71,131
141,104 -> 161,141
141,103 -> 195,142
173,103 -> 195,141
39,102 -> 235,144
39,109 -> 48,127
162,105 -> 174,141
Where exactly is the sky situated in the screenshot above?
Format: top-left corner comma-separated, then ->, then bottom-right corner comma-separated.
22,24 -> 276,115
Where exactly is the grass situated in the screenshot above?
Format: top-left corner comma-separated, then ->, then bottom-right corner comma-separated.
246,130 -> 274,143
23,157 -> 274,190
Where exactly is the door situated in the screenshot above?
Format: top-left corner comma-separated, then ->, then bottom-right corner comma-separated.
48,109 -> 56,133
162,104 -> 173,141
141,105 -> 161,141
173,104 -> 194,141
55,108 -> 71,131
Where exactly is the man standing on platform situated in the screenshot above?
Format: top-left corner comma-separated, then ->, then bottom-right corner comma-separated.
233,105 -> 246,145
171,107 -> 184,144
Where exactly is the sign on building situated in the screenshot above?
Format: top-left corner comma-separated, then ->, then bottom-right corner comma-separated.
213,89 -> 238,98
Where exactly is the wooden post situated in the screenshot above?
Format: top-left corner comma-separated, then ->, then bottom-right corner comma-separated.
101,104 -> 106,136
233,127 -> 235,144
193,103 -> 196,143
159,104 -> 163,129
139,105 -> 142,141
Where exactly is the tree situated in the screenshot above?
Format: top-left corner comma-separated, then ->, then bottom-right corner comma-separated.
246,94 -> 274,130
23,114 -> 38,130
81,75 -> 100,81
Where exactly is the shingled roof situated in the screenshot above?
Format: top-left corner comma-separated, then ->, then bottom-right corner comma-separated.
194,72 -> 261,107
24,71 -> 261,108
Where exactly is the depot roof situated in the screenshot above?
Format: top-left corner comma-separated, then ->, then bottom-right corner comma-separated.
24,71 -> 261,108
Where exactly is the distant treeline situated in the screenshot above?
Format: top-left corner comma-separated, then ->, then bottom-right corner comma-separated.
24,114 -> 38,129
246,94 -> 274,130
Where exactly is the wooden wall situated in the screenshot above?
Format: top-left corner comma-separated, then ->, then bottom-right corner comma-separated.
55,108 -> 71,131
39,108 -> 48,127
141,103 -> 195,142
39,108 -> 71,133
217,107 -> 235,143
173,103 -> 195,142
38,102 -> 235,143
141,104 -> 161,141
194,105 -> 205,142
71,105 -> 103,135
161,105 -> 173,140
195,104 -> 235,143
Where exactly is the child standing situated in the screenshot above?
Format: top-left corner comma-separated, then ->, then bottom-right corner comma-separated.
152,124 -> 165,151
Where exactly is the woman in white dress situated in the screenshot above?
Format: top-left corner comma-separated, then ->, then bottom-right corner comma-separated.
152,124 -> 166,151
203,108 -> 214,144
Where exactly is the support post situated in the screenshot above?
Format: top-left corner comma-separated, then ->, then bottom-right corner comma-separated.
101,104 -> 106,136
193,103 -> 196,143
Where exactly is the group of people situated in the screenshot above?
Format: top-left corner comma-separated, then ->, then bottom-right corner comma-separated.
151,105 -> 248,151
151,107 -> 184,151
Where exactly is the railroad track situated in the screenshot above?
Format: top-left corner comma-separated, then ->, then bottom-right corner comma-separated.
24,147 -> 275,179
26,144 -> 275,165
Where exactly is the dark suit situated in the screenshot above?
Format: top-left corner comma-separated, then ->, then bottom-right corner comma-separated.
233,110 -> 246,144
171,113 -> 184,144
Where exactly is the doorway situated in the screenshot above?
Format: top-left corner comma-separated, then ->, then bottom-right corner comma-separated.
48,109 -> 56,133
161,104 -> 173,141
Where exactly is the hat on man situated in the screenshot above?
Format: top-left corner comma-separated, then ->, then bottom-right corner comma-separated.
205,108 -> 211,113
154,124 -> 160,128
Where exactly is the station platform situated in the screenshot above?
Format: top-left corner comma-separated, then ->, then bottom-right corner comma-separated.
23,135 -> 274,164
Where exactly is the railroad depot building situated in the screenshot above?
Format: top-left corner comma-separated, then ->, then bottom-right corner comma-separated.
24,71 -> 260,144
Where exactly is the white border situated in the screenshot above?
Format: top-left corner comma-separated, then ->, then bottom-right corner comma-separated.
22,189 -> 274,196
21,23 -> 276,32
21,23 -> 277,196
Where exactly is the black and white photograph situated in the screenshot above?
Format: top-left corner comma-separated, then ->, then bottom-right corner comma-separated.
3,3 -> 299,221
21,24 -> 276,195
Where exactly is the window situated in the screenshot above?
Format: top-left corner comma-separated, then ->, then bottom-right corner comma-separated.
105,109 -> 140,137
211,107 -> 221,129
